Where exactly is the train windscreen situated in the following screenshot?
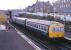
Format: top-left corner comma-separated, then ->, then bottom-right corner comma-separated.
52,27 -> 64,32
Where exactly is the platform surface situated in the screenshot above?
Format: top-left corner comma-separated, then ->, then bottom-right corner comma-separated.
0,25 -> 35,50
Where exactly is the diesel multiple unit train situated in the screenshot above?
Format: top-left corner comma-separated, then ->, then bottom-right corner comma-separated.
11,16 -> 64,39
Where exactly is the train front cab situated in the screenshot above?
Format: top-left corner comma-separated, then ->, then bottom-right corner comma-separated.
48,23 -> 64,40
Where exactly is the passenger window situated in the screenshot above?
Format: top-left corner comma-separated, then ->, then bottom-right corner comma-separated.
41,25 -> 43,30
36,24 -> 38,28
33,23 -> 35,27
34,24 -> 36,27
38,25 -> 40,29
32,23 -> 33,26
44,26 -> 47,31
27,22 -> 29,25
32,23 -> 34,26
30,22 -> 32,26
29,23 -> 32,26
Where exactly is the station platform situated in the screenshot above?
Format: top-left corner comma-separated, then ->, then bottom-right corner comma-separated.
64,31 -> 71,40
0,24 -> 37,50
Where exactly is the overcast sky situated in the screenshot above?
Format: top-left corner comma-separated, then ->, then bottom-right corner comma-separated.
0,0 -> 57,10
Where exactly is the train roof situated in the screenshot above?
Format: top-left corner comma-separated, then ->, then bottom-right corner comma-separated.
26,18 -> 61,25
19,12 -> 48,16
13,17 -> 63,26
13,17 -> 27,20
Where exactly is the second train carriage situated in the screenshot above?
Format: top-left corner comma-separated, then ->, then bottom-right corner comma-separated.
12,17 -> 27,27
11,17 -> 64,39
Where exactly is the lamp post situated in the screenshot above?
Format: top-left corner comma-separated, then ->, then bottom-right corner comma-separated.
43,0 -> 44,17
35,0 -> 38,13
64,16 -> 66,25
53,7 -> 56,21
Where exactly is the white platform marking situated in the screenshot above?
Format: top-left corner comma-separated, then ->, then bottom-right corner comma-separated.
8,21 -> 41,50
64,36 -> 71,40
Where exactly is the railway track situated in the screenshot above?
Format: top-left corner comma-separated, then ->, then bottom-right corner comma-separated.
10,21 -> 71,50
60,39 -> 71,50
65,26 -> 71,32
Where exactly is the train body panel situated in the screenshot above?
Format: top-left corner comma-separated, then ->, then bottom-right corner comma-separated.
26,25 -> 48,37
26,19 -> 49,36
